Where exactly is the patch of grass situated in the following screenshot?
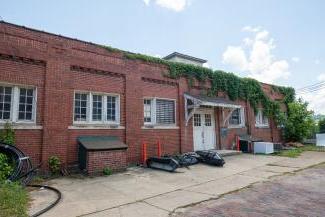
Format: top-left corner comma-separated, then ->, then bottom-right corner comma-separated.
273,148 -> 303,158
31,176 -> 45,185
273,144 -> 325,158
0,182 -> 28,217
300,145 -> 325,152
103,167 -> 112,176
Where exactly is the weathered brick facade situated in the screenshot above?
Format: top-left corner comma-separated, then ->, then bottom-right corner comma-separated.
0,21 -> 285,171
87,149 -> 127,174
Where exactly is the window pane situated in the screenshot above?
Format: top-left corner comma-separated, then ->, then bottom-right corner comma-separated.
92,95 -> 102,121
107,96 -> 117,121
25,112 -> 32,120
144,99 -> 152,123
194,114 -> 201,126
27,96 -> 33,104
18,112 -> 25,120
0,86 -> 12,120
156,99 -> 175,124
205,114 -> 212,126
3,112 -> 10,119
74,93 -> 88,121
229,109 -> 240,125
18,88 -> 34,121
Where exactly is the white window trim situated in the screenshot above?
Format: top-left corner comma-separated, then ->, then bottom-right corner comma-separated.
255,109 -> 269,128
143,98 -> 155,125
0,82 -> 37,125
73,90 -> 120,126
143,97 -> 177,128
228,107 -> 245,128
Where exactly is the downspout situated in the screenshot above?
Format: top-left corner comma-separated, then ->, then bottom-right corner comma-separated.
270,119 -> 274,142
178,83 -> 182,154
217,107 -> 222,149
246,99 -> 251,135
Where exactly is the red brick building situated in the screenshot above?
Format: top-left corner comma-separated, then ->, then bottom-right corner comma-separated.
0,21 -> 285,172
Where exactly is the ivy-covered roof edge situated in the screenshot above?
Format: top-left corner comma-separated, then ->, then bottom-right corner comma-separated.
100,45 -> 295,120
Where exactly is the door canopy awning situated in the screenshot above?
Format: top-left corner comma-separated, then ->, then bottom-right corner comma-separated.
184,93 -> 241,126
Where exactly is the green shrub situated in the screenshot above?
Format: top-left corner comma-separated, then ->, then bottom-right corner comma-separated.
102,45 -> 296,122
103,167 -> 112,176
284,99 -> 315,142
0,153 -> 13,182
0,182 -> 28,217
48,156 -> 61,174
0,122 -> 15,145
318,118 -> 325,133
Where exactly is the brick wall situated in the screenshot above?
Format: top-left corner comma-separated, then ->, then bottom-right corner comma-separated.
0,21 -> 286,171
87,150 -> 127,175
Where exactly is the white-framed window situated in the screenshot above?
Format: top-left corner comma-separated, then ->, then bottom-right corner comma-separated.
0,84 -> 37,123
229,107 -> 245,128
144,99 -> 152,123
143,98 -> 176,125
73,91 -> 120,125
255,109 -> 269,127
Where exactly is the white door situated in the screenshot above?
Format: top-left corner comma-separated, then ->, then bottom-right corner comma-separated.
193,110 -> 216,151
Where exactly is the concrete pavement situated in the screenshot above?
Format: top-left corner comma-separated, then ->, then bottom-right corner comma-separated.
28,151 -> 325,217
174,163 -> 325,217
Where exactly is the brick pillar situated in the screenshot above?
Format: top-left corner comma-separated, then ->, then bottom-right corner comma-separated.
179,78 -> 193,153
124,62 -> 143,164
41,55 -> 71,168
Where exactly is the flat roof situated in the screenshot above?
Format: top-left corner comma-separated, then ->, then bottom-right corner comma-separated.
163,52 -> 207,63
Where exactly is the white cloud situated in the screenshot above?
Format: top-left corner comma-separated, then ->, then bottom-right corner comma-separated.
222,26 -> 290,84
243,37 -> 253,46
255,30 -> 269,41
297,73 -> 325,114
242,26 -> 261,33
203,62 -> 210,68
318,73 -> 325,82
143,0 -> 150,5
222,46 -> 247,71
144,0 -> 190,12
298,89 -> 325,114
291,57 -> 300,62
314,59 -> 321,65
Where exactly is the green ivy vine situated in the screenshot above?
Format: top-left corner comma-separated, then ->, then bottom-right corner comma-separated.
101,46 -> 295,123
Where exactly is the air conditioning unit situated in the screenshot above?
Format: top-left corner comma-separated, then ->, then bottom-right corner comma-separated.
254,142 -> 274,154
316,134 -> 325,147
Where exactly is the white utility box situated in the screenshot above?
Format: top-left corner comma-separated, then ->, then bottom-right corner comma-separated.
254,142 -> 274,154
316,134 -> 325,146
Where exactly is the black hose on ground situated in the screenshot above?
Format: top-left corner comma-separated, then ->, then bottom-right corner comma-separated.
0,142 -> 61,217
28,185 -> 62,217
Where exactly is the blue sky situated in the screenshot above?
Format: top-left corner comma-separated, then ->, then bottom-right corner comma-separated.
1,0 -> 325,113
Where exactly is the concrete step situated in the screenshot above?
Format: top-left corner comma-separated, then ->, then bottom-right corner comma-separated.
216,149 -> 242,157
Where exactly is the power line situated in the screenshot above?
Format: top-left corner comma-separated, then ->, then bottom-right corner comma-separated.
297,86 -> 325,94
297,84 -> 325,93
296,81 -> 325,91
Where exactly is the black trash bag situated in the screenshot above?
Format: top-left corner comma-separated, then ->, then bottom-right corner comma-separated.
195,150 -> 225,167
174,152 -> 199,167
146,156 -> 179,172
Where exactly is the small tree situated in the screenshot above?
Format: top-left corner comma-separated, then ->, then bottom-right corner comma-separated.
318,118 -> 325,134
283,99 -> 315,142
0,122 -> 15,145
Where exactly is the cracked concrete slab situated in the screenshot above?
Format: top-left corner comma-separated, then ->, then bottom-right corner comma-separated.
185,174 -> 264,196
28,151 -> 325,217
144,190 -> 214,212
85,202 -> 169,217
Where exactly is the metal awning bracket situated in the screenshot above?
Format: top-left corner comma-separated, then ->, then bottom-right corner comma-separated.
223,107 -> 236,126
184,93 -> 241,126
185,94 -> 202,126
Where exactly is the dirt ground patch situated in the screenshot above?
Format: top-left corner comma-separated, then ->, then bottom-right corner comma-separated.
174,163 -> 325,217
